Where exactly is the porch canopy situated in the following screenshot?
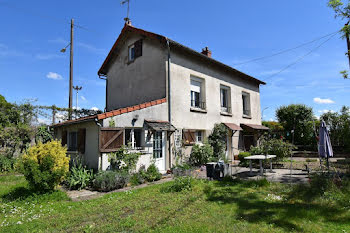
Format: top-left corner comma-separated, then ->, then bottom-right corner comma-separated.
144,120 -> 176,132
240,123 -> 269,132
223,123 -> 243,132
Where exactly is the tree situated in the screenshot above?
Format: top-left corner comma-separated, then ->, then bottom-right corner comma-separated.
321,106 -> 350,152
276,104 -> 316,146
208,123 -> 228,160
328,0 -> 350,78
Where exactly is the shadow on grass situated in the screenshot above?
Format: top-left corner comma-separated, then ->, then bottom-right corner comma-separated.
1,186 -> 69,203
203,178 -> 350,232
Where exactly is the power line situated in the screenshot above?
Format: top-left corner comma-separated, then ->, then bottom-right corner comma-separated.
0,1 -> 94,33
233,30 -> 341,66
263,31 -> 339,81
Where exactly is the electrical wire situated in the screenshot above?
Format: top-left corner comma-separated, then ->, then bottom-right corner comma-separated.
263,31 -> 340,81
233,30 -> 341,66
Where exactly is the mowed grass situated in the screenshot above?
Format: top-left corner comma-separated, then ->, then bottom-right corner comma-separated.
0,175 -> 350,233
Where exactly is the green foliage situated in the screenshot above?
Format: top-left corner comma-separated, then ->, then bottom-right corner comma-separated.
0,155 -> 16,172
189,142 -> 213,166
65,162 -> 94,190
130,171 -> 146,186
144,164 -> 162,182
208,123 -> 228,160
108,119 -> 116,127
276,104 -> 316,146
108,146 -> 140,173
320,106 -> 350,152
162,176 -> 194,193
92,171 -> 129,192
238,152 -> 252,167
35,125 -> 53,144
250,138 -> 296,161
262,121 -> 284,139
20,140 -> 70,192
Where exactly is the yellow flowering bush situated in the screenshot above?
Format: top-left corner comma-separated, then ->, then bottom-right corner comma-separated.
21,140 -> 69,191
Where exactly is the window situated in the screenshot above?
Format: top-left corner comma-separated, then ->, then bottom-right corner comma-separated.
68,131 -> 77,151
153,131 -> 163,159
128,39 -> 143,63
125,128 -> 142,148
220,85 -> 231,113
128,44 -> 135,62
242,92 -> 251,116
196,131 -> 203,143
190,77 -> 205,109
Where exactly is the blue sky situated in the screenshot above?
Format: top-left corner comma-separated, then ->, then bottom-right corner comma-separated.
0,0 -> 349,123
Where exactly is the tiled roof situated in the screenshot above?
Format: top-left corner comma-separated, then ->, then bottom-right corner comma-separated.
241,123 -> 269,131
223,123 -> 243,131
97,24 -> 266,85
52,98 -> 167,127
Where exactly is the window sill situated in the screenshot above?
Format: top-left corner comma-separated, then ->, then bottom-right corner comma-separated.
67,150 -> 79,154
190,107 -> 207,113
242,115 -> 252,119
220,112 -> 232,117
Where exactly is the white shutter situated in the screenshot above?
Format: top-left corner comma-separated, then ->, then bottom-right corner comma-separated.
190,80 -> 201,93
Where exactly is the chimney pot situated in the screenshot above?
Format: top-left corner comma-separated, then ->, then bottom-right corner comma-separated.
201,47 -> 212,58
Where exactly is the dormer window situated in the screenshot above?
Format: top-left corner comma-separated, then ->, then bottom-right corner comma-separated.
128,39 -> 143,63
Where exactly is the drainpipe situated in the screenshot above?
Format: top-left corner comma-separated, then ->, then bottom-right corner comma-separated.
94,118 -> 102,170
99,75 -> 108,112
166,38 -> 172,170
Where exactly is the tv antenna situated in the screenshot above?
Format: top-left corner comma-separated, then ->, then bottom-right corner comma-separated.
121,0 -> 131,24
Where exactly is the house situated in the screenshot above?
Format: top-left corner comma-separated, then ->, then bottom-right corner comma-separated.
52,22 -> 268,173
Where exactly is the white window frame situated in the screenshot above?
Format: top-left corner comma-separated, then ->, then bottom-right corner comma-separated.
220,85 -> 231,113
242,92 -> 251,117
195,131 -> 203,143
190,76 -> 205,109
128,44 -> 135,62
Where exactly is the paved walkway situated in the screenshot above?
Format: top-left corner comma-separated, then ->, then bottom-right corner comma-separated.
66,177 -> 173,202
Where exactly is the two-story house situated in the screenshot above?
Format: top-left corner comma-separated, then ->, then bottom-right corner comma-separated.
53,22 -> 268,173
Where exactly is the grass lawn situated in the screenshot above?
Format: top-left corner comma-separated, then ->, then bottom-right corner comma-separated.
0,175 -> 350,232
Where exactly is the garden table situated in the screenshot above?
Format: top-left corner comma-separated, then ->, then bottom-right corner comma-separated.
244,155 -> 276,176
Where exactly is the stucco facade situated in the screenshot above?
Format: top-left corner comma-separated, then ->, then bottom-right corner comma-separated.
106,32 -> 167,111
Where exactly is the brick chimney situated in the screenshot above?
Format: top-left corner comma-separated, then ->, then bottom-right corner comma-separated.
201,47 -> 212,58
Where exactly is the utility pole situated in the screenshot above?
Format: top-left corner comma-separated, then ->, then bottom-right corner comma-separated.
345,21 -> 350,69
68,19 -> 74,120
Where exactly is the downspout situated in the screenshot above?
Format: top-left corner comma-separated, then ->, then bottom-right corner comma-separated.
94,118 -> 102,170
99,75 -> 108,112
166,39 -> 172,170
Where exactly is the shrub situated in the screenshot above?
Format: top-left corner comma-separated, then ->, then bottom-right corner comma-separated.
130,171 -> 146,186
250,138 -> 296,161
189,142 -> 213,166
208,123 -> 228,161
65,163 -> 94,190
0,156 -> 15,172
238,152 -> 252,167
93,171 -> 129,192
21,140 -> 69,192
145,164 -> 162,182
108,146 -> 140,173
162,176 -> 194,193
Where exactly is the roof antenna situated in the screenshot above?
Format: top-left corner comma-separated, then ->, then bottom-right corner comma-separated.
121,0 -> 131,25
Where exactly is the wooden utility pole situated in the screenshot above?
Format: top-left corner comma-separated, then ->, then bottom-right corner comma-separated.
68,19 -> 74,120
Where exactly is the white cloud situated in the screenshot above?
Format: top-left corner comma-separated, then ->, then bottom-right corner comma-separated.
77,42 -> 106,55
37,117 -> 51,125
90,107 -> 99,111
318,109 -> 335,114
80,96 -> 86,101
313,97 -> 335,104
46,72 -> 63,80
36,54 -> 63,60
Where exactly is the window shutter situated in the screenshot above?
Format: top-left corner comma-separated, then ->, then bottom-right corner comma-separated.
61,130 -> 67,146
182,130 -> 195,144
78,128 -> 86,153
99,128 -> 124,152
134,39 -> 143,58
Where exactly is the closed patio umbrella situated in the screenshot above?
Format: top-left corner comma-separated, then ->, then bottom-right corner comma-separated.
318,121 -> 333,170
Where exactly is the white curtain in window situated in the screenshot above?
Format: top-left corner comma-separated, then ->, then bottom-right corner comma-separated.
190,80 -> 201,93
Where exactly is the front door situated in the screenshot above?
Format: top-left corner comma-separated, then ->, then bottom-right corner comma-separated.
153,131 -> 165,172
244,135 -> 255,151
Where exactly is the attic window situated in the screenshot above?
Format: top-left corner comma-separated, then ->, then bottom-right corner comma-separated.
128,39 -> 143,62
